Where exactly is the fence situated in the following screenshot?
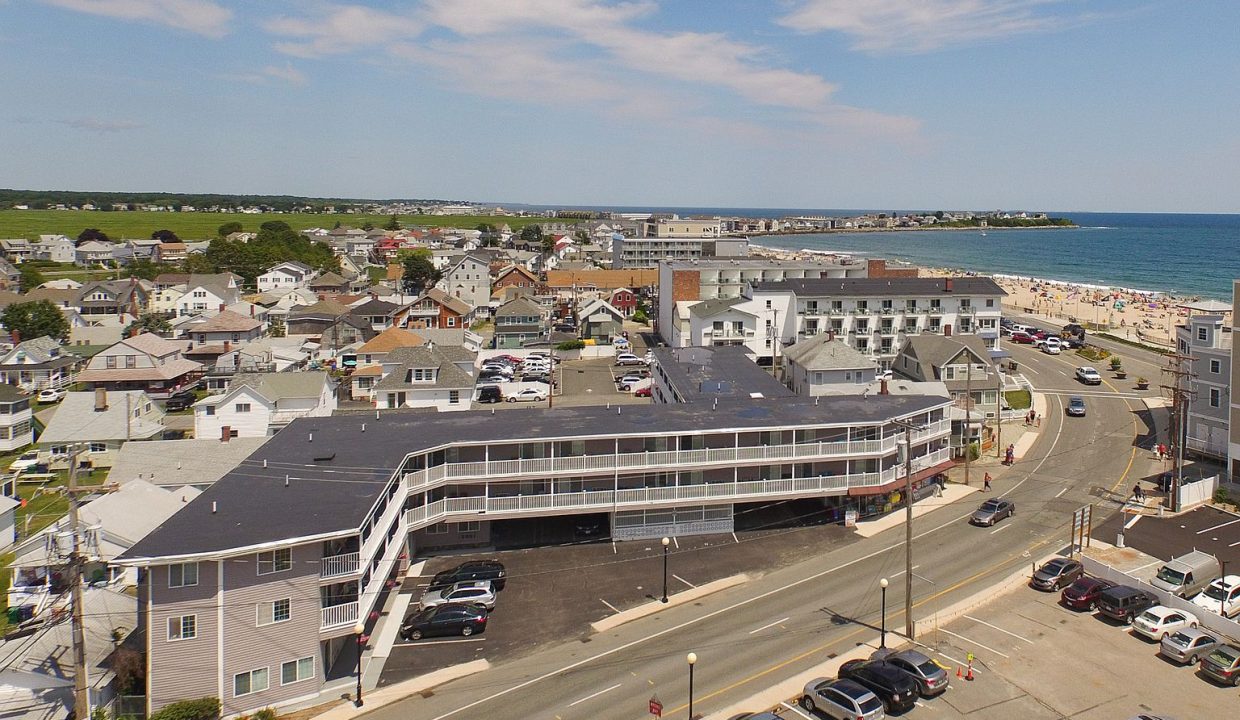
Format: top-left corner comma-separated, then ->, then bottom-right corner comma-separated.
111,694 -> 146,720
1179,475 -> 1218,510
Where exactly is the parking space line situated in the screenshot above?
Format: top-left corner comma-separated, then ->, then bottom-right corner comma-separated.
1229,539 -> 1240,547
963,615 -> 1035,644
909,641 -> 981,675
673,574 -> 695,588
780,701 -> 815,720
990,524 -> 1011,535
600,598 -> 620,613
1124,514 -> 1142,530
748,617 -> 790,635
939,628 -> 1010,658
1196,517 -> 1240,534
567,683 -> 622,707
393,637 -> 487,647
1055,488 -> 1067,498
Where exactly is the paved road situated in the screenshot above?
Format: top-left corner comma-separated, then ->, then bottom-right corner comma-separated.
365,341 -> 1168,720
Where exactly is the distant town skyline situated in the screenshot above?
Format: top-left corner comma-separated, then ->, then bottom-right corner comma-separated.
2,1 -> 1238,213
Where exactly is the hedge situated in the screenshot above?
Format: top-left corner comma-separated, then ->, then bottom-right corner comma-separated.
149,698 -> 220,720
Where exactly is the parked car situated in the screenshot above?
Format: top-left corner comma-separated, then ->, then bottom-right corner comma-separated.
495,354 -> 525,364
837,659 -> 919,714
1041,337 -> 1062,354
399,603 -> 488,641
8,451 -> 40,472
481,364 -> 514,376
164,390 -> 198,411
476,386 -> 504,404
521,373 -> 557,387
884,649 -> 949,697
428,560 -> 507,592
1066,396 -> 1087,417
525,352 -> 558,365
800,678 -> 886,720
1095,585 -> 1157,624
1199,644 -> 1240,686
1010,331 -> 1035,344
615,353 -> 647,366
1132,605 -> 1198,641
1060,576 -> 1117,611
617,374 -> 646,390
1160,627 -> 1221,665
553,323 -> 577,333
419,580 -> 497,610
970,498 -> 1015,526
1060,335 -> 1085,349
1031,558 -> 1084,591
507,387 -> 549,403
1075,366 -> 1102,385
634,387 -> 652,398
1190,575 -> 1240,618
36,388 -> 65,403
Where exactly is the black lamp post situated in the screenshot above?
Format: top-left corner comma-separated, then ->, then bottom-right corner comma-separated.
879,578 -> 889,649
686,652 -> 697,720
354,621 -> 365,707
661,537 -> 670,603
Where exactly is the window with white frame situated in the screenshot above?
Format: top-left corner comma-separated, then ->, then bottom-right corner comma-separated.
167,615 -> 196,641
256,548 -> 291,575
1210,359 -> 1221,374
235,403 -> 251,413
1198,326 -> 1208,342
426,522 -> 448,535
257,598 -> 291,626
233,668 -> 269,697
88,442 -> 106,453
281,657 -> 314,685
168,562 -> 198,588
1210,388 -> 1222,407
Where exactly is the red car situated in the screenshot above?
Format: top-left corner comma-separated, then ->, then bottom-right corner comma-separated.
1010,331 -> 1035,344
634,387 -> 652,398
1060,576 -> 1116,611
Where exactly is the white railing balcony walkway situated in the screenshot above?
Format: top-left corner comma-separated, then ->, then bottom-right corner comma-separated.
321,601 -> 359,630
320,552 -> 360,580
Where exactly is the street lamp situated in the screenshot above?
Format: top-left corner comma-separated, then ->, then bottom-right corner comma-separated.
686,652 -> 697,720
661,537 -> 670,603
353,621 -> 365,707
879,578 -> 889,649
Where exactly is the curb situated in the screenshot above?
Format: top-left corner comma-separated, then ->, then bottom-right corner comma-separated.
590,574 -> 749,634
312,659 -> 491,720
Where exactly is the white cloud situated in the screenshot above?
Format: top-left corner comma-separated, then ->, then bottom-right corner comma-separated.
41,0 -> 232,38
265,4 -> 422,58
777,0 -> 1062,52
262,63 -> 307,86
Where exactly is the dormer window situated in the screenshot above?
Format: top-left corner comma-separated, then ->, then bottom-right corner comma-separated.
406,368 -> 435,383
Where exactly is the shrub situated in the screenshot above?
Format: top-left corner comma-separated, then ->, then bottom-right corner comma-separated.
556,340 -> 585,351
149,698 -> 220,720
1215,487 -> 1232,507
253,710 -> 277,720
967,442 -> 980,461
1109,356 -> 1122,370
632,309 -> 649,325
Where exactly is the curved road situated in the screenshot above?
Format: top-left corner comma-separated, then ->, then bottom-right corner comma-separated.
367,338 -> 1167,720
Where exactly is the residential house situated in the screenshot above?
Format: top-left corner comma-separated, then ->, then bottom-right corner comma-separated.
349,298 -> 408,333
153,242 -> 188,264
32,235 -> 76,263
780,333 -> 878,396
257,261 -> 315,293
0,257 -> 19,291
74,241 -> 115,267
493,297 -> 545,349
37,389 -> 166,469
285,300 -> 351,336
0,336 -> 82,391
75,333 -> 203,398
610,287 -> 638,317
435,254 -> 491,313
545,269 -> 659,298
372,346 -> 474,411
0,496 -> 17,552
0,384 -> 33,452
892,335 -> 1001,453
1176,313 -> 1231,461
108,436 -> 270,490
349,328 -> 426,400
685,297 -> 759,348
182,310 -> 264,345
492,265 -> 542,296
75,279 -> 150,318
308,271 -> 350,296
0,238 -> 34,263
575,298 -> 625,341
406,288 -> 471,329
175,277 -> 243,317
193,372 -> 336,439
21,286 -> 79,309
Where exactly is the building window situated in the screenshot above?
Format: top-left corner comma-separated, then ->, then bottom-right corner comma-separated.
105,356 -> 117,369
986,299 -> 994,307
426,523 -> 448,535
449,390 -> 460,404
960,299 -> 972,309
1211,388 -> 1222,407
258,598 -> 291,626
281,657 -> 314,685
1210,359 -> 1221,374
125,355 -> 136,368
256,548 -> 292,575
446,316 -> 456,327
168,562 -> 198,588
204,405 -> 215,416
88,442 -> 106,453
233,668 -> 269,697
1198,327 -> 1208,342
167,615 -> 196,641
235,403 -> 251,413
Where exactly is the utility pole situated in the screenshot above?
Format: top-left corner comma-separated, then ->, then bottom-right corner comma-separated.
892,418 -> 926,641
66,443 -> 90,720
963,357 -> 972,486
995,363 -> 1003,460
1160,351 -> 1195,512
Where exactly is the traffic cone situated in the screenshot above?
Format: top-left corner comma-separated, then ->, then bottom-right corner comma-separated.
956,666 -> 962,678
966,665 -> 974,681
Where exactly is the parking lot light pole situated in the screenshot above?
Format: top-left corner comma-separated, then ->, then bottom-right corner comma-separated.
686,652 -> 697,720
353,621 -> 365,707
661,537 -> 671,603
879,578 -> 889,648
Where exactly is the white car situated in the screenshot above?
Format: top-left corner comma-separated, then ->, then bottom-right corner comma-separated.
37,388 -> 65,403
1131,605 -> 1198,641
1075,366 -> 1102,385
615,353 -> 647,366
1041,337 -> 1062,354
506,387 -> 548,403
8,451 -> 40,472
419,581 -> 497,610
617,374 -> 647,391
525,353 -> 558,365
1191,575 -> 1240,618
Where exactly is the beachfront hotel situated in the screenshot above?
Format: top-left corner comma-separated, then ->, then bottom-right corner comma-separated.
117,394 -> 952,716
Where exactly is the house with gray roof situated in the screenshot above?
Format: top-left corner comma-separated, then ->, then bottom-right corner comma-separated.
37,389 -> 167,469
893,334 -> 1002,454
193,371 -> 336,438
0,336 -> 82,391
781,333 -> 878,396
493,297 -> 545,349
108,436 -> 270,490
373,345 -> 474,411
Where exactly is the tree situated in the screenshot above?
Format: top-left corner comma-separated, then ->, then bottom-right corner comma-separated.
934,210 -> 945,220
384,214 -> 402,231
125,313 -> 172,337
519,224 -> 544,250
573,229 -> 589,242
401,248 -> 442,294
18,265 -> 44,291
151,229 -> 179,243
361,221 -> 375,232
2,300 -> 70,341
217,221 -> 243,237
124,258 -> 169,281
476,223 -> 500,247
77,228 -> 110,245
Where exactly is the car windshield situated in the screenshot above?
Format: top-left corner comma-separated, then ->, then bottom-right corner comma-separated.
1203,583 -> 1228,600
1137,611 -> 1159,623
859,696 -> 883,713
1156,567 -> 1186,585
981,500 -> 1001,511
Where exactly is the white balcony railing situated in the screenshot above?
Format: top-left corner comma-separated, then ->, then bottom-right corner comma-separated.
320,552 -> 360,580
321,601 -> 359,630
710,329 -> 755,340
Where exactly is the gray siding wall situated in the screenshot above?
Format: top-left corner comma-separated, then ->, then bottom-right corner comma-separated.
148,562 -> 221,711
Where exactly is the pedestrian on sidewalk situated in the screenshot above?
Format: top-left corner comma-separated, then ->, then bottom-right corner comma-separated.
1035,412 -> 1041,427
983,473 -> 992,492
1133,483 -> 1144,501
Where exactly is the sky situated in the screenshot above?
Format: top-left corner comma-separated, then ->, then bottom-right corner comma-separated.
1,0 -> 1239,213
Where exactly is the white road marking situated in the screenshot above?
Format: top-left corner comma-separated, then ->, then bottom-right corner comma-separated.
781,701 -> 816,720
567,683 -> 622,707
963,615 -> 1035,644
889,564 -> 921,578
748,617 -> 791,635
673,536 -> 680,549
394,637 -> 487,647
1229,539 -> 1240,547
600,598 -> 620,613
910,641 -> 982,676
1055,488 -> 1067,498
1196,517 -> 1240,534
673,574 -> 695,588
991,524 -> 1012,535
939,628 -> 1011,658
1124,514 -> 1142,530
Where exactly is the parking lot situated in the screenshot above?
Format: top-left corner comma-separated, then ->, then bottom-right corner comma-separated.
764,572 -> 1238,719
1095,504 -> 1240,569
478,355 -> 652,410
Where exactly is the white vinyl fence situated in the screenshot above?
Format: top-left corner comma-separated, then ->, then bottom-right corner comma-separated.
1079,554 -> 1240,642
1179,475 -> 1218,510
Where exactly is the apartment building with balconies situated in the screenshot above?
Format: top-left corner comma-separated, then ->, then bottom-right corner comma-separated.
118,392 -> 953,717
1176,313 -> 1231,461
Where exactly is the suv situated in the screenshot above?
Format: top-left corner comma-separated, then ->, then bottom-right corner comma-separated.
428,561 -> 507,592
164,390 -> 198,411
837,660 -> 918,714
615,353 -> 647,366
1095,584 -> 1156,623
476,385 -> 504,404
419,580 -> 497,610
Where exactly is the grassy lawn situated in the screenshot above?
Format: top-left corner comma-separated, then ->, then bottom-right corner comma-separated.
0,209 -> 549,240
1004,389 -> 1032,410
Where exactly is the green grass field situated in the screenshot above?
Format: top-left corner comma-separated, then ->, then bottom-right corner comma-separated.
0,210 -> 550,241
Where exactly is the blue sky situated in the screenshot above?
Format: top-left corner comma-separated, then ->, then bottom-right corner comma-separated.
2,0 -> 1238,212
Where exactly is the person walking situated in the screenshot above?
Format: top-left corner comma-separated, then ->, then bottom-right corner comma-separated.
983,473 -> 992,492
1132,483 -> 1144,501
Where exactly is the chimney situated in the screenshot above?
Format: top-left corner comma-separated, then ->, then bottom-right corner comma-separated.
94,388 -> 108,412
220,426 -> 230,442
219,303 -> 226,312
249,304 -> 255,317
944,278 -> 954,292
880,379 -> 889,395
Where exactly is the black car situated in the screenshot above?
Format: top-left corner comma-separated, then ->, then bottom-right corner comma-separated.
837,659 -> 919,714
164,390 -> 198,411
428,560 -> 507,592
476,386 -> 503,404
521,373 -> 557,387
1095,584 -> 1156,624
400,603 -> 488,640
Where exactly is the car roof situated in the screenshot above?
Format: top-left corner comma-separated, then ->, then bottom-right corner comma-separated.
830,678 -> 876,701
435,602 -> 486,615
890,649 -> 932,665
1045,558 -> 1075,568
1104,585 -> 1145,597
1172,627 -> 1213,640
1143,605 -> 1181,617
1069,396 -> 1085,403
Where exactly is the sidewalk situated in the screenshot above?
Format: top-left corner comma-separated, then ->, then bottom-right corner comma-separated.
853,482 -> 980,538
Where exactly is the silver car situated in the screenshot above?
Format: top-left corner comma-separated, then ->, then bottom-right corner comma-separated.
886,649 -> 950,696
970,498 -> 1015,526
419,580 -> 497,610
801,678 -> 885,720
1159,627 -> 1220,665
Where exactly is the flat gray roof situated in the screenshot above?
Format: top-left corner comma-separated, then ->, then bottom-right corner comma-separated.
652,346 -> 793,402
751,277 -> 1006,297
